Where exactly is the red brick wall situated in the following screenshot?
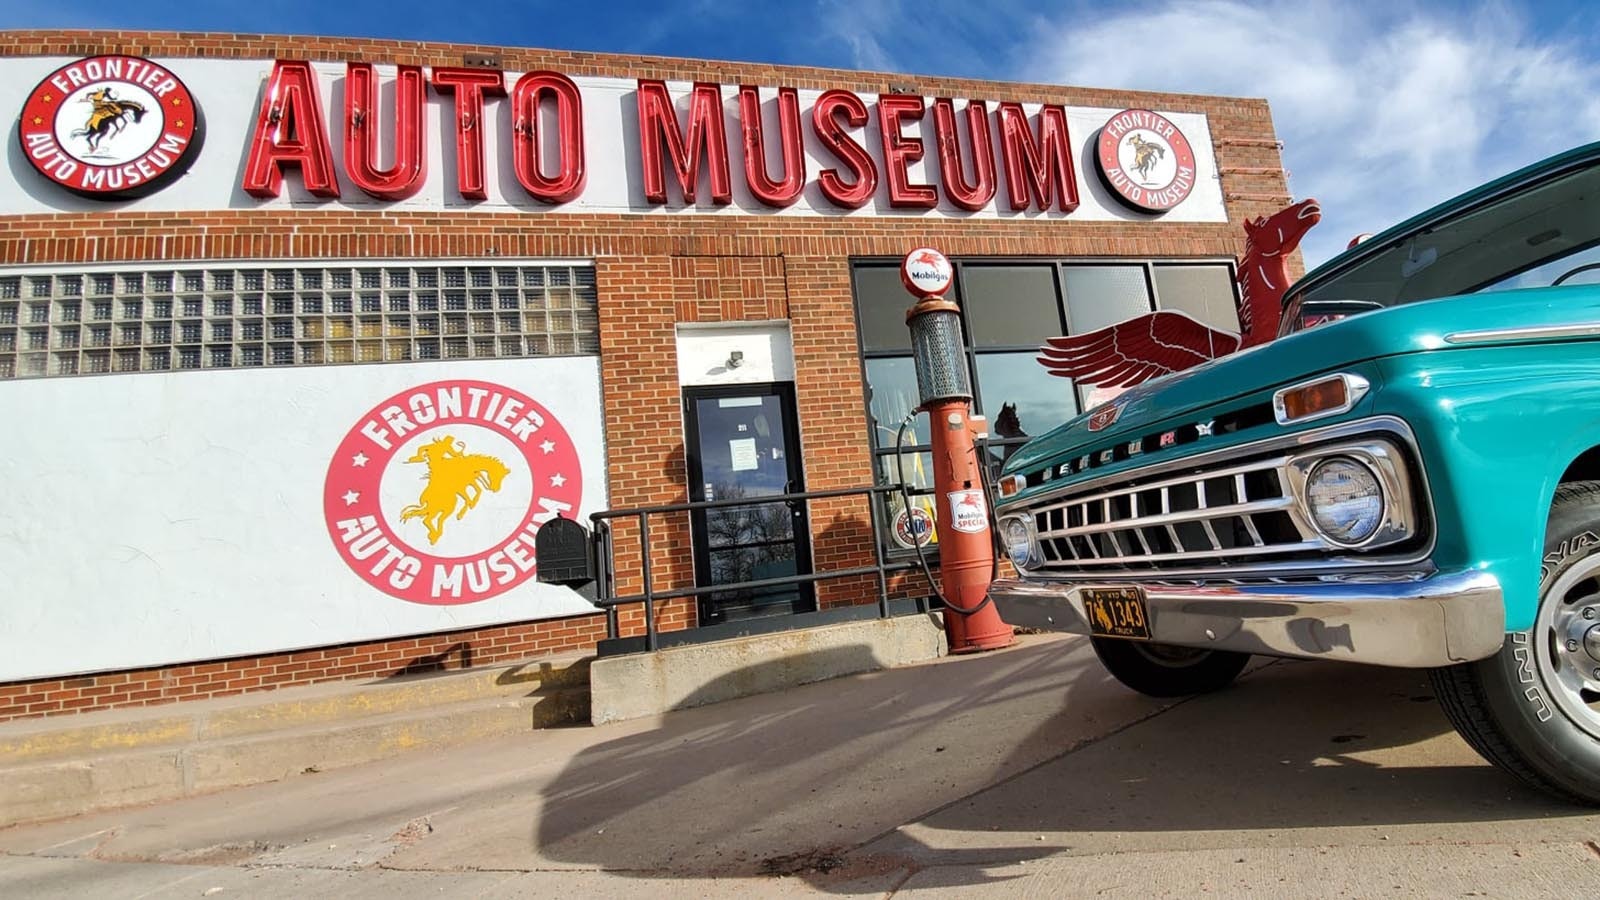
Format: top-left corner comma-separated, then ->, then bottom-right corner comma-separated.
0,29 -> 1300,721
0,613 -> 608,721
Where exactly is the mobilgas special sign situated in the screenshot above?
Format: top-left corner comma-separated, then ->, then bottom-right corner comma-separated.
4,54 -> 1227,220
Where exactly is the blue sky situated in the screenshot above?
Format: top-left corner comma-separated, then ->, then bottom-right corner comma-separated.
6,0 -> 1599,268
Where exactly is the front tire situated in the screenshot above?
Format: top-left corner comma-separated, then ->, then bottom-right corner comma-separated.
1091,637 -> 1250,698
1431,480 -> 1600,804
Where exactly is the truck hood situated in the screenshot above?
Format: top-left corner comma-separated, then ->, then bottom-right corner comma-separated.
1002,285 -> 1600,475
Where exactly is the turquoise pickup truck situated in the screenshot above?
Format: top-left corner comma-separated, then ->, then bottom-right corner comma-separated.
990,140 -> 1600,803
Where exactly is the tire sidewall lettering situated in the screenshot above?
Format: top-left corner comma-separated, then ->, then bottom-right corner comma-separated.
1515,529 -> 1600,723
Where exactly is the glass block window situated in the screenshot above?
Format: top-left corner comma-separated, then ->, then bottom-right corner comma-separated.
0,262 -> 598,380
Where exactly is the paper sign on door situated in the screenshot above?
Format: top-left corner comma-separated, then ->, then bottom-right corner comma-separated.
730,438 -> 759,471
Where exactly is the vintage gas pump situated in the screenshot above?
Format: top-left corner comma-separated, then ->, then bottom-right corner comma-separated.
900,248 -> 1014,654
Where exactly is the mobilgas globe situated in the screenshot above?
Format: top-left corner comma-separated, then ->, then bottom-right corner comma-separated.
900,247 -> 953,297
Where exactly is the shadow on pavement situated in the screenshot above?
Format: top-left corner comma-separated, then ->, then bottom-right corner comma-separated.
533,642 -> 1591,890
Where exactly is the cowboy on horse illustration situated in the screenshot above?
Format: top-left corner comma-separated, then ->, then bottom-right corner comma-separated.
398,434 -> 513,546
1126,133 -> 1166,184
72,87 -> 147,155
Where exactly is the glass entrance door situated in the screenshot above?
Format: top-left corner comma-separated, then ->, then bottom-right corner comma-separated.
683,383 -> 815,624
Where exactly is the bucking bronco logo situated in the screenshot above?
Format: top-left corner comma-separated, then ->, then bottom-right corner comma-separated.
1125,133 -> 1165,184
18,55 -> 204,200
1094,108 -> 1196,213
74,87 -> 147,154
398,434 -> 513,545
323,380 -> 584,605
1090,603 -> 1115,633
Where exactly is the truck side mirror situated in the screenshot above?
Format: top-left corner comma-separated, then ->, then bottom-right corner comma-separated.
535,516 -> 595,588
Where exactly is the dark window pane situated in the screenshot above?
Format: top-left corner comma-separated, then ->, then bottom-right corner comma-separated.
853,265 -> 915,352
704,503 -> 795,549
707,546 -> 799,606
1155,265 -> 1239,333
961,265 -> 1062,347
975,351 -> 1079,446
865,357 -> 931,446
983,441 -> 1019,479
692,395 -> 791,499
1062,265 -> 1152,333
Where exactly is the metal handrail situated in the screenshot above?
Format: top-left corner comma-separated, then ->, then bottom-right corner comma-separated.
589,484 -> 927,651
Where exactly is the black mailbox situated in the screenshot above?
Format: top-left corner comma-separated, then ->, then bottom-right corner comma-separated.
535,516 -> 595,588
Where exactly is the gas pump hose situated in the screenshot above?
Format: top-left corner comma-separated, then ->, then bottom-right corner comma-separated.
894,415 -> 998,617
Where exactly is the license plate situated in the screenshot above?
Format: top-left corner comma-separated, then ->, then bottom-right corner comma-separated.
1082,587 -> 1151,640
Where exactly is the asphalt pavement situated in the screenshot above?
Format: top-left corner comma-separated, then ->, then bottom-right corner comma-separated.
3,632 -> 1599,898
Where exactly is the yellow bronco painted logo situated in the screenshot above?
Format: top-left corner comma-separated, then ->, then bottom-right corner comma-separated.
398,434 -> 513,546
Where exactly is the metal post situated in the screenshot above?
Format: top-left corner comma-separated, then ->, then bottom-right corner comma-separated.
594,521 -> 618,640
639,512 -> 656,652
867,489 -> 889,619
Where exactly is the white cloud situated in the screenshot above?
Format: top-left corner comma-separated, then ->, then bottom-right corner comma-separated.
1015,0 -> 1600,268
817,0 -> 903,73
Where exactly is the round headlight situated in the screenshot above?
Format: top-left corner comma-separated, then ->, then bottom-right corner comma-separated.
1000,516 -> 1034,569
1305,458 -> 1384,545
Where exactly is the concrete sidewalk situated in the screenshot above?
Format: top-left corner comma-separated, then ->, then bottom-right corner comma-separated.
1,612 -> 947,827
3,633 -> 1598,897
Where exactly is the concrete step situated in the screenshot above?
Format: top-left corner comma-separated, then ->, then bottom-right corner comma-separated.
0,652 -> 590,766
0,655 -> 591,827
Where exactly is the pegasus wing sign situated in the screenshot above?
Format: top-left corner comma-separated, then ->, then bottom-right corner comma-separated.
1037,199 -> 1321,389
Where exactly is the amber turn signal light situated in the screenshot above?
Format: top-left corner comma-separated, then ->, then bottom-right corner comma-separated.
1272,373 -> 1371,425
997,474 -> 1026,498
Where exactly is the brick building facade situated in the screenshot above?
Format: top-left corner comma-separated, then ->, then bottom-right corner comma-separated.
0,30 -> 1301,721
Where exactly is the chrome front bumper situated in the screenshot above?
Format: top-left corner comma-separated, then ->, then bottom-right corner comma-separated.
990,569 -> 1505,668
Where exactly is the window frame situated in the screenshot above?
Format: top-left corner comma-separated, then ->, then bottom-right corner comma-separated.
850,254 -> 1240,561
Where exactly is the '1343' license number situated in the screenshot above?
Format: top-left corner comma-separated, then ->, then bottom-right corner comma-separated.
1082,587 -> 1151,640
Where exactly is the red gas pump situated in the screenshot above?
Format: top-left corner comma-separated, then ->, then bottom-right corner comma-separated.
899,248 -> 1014,654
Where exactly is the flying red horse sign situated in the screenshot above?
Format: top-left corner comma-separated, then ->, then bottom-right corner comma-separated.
1037,199 -> 1322,386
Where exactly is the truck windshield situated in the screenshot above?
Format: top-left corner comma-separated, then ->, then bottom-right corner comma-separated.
1281,157 -> 1600,336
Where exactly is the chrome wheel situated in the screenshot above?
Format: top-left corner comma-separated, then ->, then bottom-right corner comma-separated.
1430,481 -> 1600,805
1537,553 -> 1600,741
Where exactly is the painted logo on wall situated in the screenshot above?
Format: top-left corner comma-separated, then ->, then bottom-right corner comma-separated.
1094,108 -> 1196,214
17,55 -> 204,200
323,380 -> 583,605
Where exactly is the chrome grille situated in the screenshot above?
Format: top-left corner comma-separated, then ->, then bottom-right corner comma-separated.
1031,454 -> 1321,571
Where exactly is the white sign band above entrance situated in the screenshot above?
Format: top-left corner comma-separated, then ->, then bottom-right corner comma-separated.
0,56 -> 1228,222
